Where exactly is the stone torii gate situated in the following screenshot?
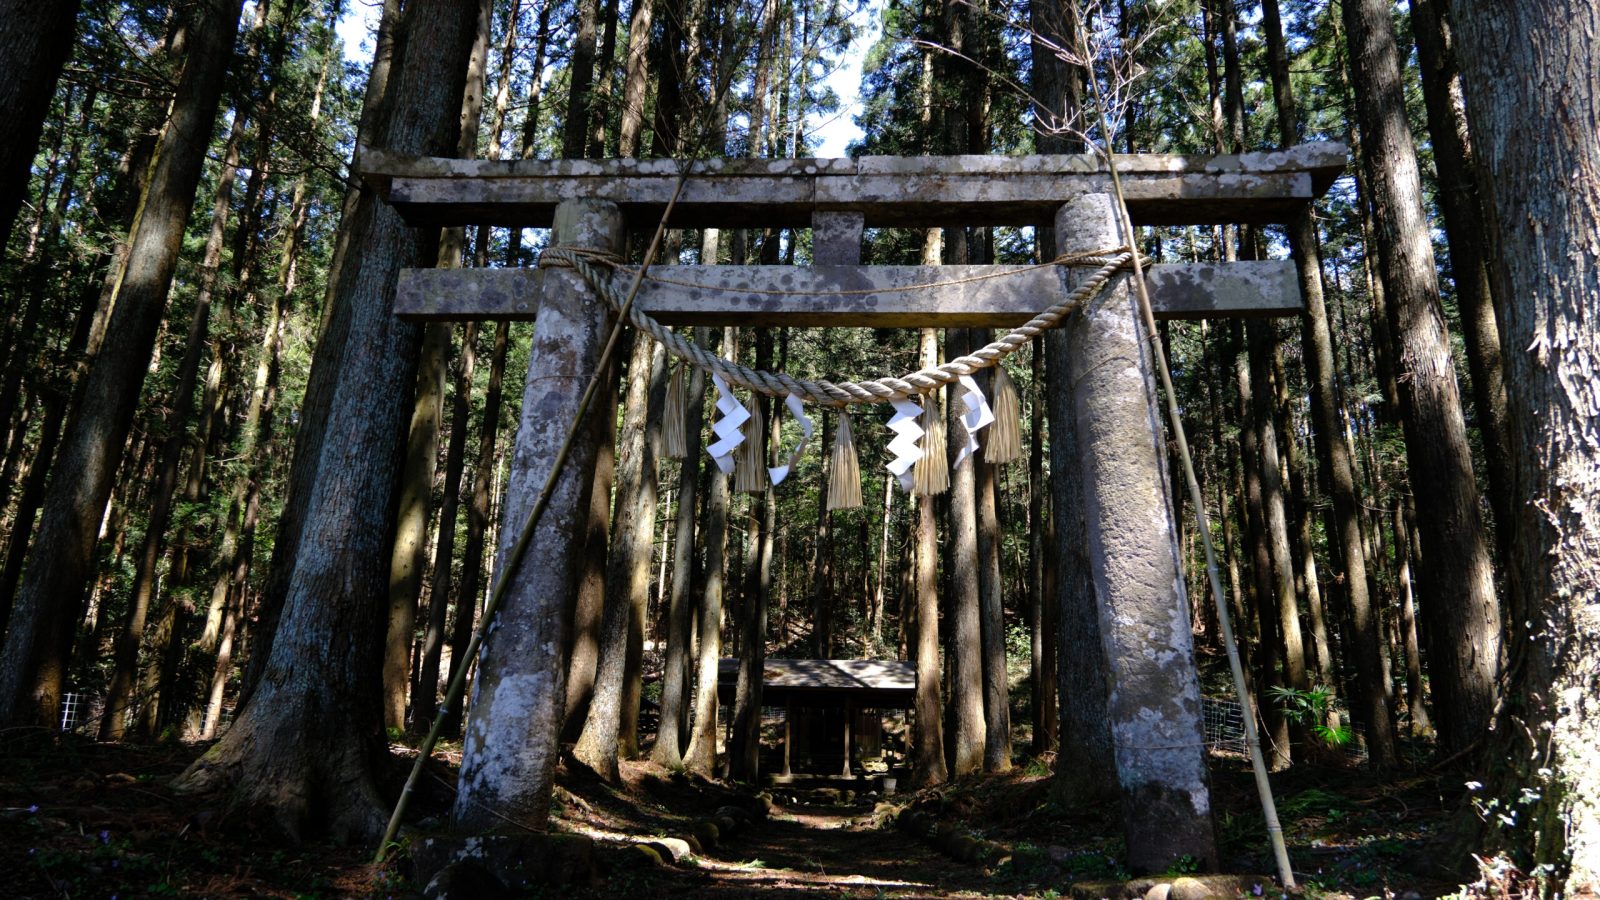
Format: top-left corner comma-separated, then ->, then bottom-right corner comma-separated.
364,143 -> 1344,871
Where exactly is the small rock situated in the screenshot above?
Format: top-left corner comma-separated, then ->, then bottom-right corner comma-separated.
424,859 -> 509,900
645,837 -> 694,863
713,805 -> 753,826
752,793 -> 774,818
682,834 -> 703,854
897,810 -> 933,838
1144,884 -> 1172,900
691,819 -> 720,849
626,844 -> 664,868
713,814 -> 740,836
1169,877 -> 1211,900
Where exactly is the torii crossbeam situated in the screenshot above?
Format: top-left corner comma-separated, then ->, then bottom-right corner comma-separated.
364,142 -> 1346,874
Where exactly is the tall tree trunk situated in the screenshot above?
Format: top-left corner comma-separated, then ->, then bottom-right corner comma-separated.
242,0 -> 405,708
172,0 -> 479,841
1235,322 -> 1291,770
911,320 -> 948,787
0,0 -> 247,729
383,323 -> 450,732
383,0 -> 493,733
1028,338 -> 1057,755
653,348 -> 705,767
1248,321 -> 1309,705
974,333 -> 1012,773
730,331 -> 773,782
0,0 -> 79,252
442,321 -> 510,737
616,0 -> 655,157
413,322 -> 478,731
1259,0 -> 1395,766
1444,1 -> 1600,886
562,365 -> 616,739
563,0 -> 602,158
685,324 -> 734,776
1409,0 -> 1513,552
99,76 -> 262,739
945,327 -> 986,777
1391,497 -> 1431,737
1342,0 -> 1501,753
573,335 -> 666,780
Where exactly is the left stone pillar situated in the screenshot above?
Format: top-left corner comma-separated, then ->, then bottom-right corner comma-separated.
454,200 -> 623,831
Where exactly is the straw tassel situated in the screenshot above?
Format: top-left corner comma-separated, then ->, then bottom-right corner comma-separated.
661,364 -> 689,459
827,411 -> 863,510
984,365 -> 1024,465
913,393 -> 950,496
733,395 -> 767,494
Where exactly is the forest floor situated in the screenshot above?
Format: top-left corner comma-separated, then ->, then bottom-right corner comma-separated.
0,734 -> 1474,898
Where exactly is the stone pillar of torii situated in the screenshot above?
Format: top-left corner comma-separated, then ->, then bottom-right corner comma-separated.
365,142 -> 1346,870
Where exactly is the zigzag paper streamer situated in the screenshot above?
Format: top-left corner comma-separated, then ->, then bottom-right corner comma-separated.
953,374 -> 995,469
767,394 -> 814,485
706,373 -> 751,474
885,397 -> 926,493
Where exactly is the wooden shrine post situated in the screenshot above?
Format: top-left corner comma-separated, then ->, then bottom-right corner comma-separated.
1057,193 -> 1217,869
452,199 -> 622,831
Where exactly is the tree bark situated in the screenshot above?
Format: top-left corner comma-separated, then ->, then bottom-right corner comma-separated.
911,323 -> 948,787
730,331 -> 773,782
443,321 -> 511,737
1259,0 -> 1395,766
1443,0 -> 1600,887
1235,322 -> 1290,770
0,0 -> 247,730
1248,321 -> 1309,707
562,363 -> 616,739
563,0 -> 602,158
0,0 -> 79,252
1409,0 -> 1513,553
944,327 -> 986,778
685,324 -> 735,777
653,346 -> 705,768
573,334 -> 666,780
974,333 -> 1012,773
383,0 -> 492,733
242,0 -> 405,708
171,0 -> 479,841
99,119 -> 246,740
1342,0 -> 1501,753
413,322 -> 478,731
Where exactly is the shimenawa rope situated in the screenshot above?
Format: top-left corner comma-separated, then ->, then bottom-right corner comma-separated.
538,246 -> 1144,407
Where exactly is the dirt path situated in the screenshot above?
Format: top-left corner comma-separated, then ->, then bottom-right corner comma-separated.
614,796 -> 1026,898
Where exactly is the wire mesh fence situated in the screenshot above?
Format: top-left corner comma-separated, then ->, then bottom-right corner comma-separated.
1202,695 -> 1370,764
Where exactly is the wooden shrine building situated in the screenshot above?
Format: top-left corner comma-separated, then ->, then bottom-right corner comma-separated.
715,658 -> 914,779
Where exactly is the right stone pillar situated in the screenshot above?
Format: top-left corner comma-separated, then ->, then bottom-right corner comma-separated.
1056,193 -> 1218,872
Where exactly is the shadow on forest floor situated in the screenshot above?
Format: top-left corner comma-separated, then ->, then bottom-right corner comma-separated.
0,733 -> 1472,898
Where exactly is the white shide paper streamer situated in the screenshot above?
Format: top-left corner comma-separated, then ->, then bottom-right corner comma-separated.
767,394 -> 814,485
953,374 -> 995,469
706,373 -> 751,474
885,397 -> 926,493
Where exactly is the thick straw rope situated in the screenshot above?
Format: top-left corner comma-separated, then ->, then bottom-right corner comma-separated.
540,247 -> 1141,407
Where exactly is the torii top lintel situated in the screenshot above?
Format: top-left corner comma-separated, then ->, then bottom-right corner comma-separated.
360,142 -> 1347,230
